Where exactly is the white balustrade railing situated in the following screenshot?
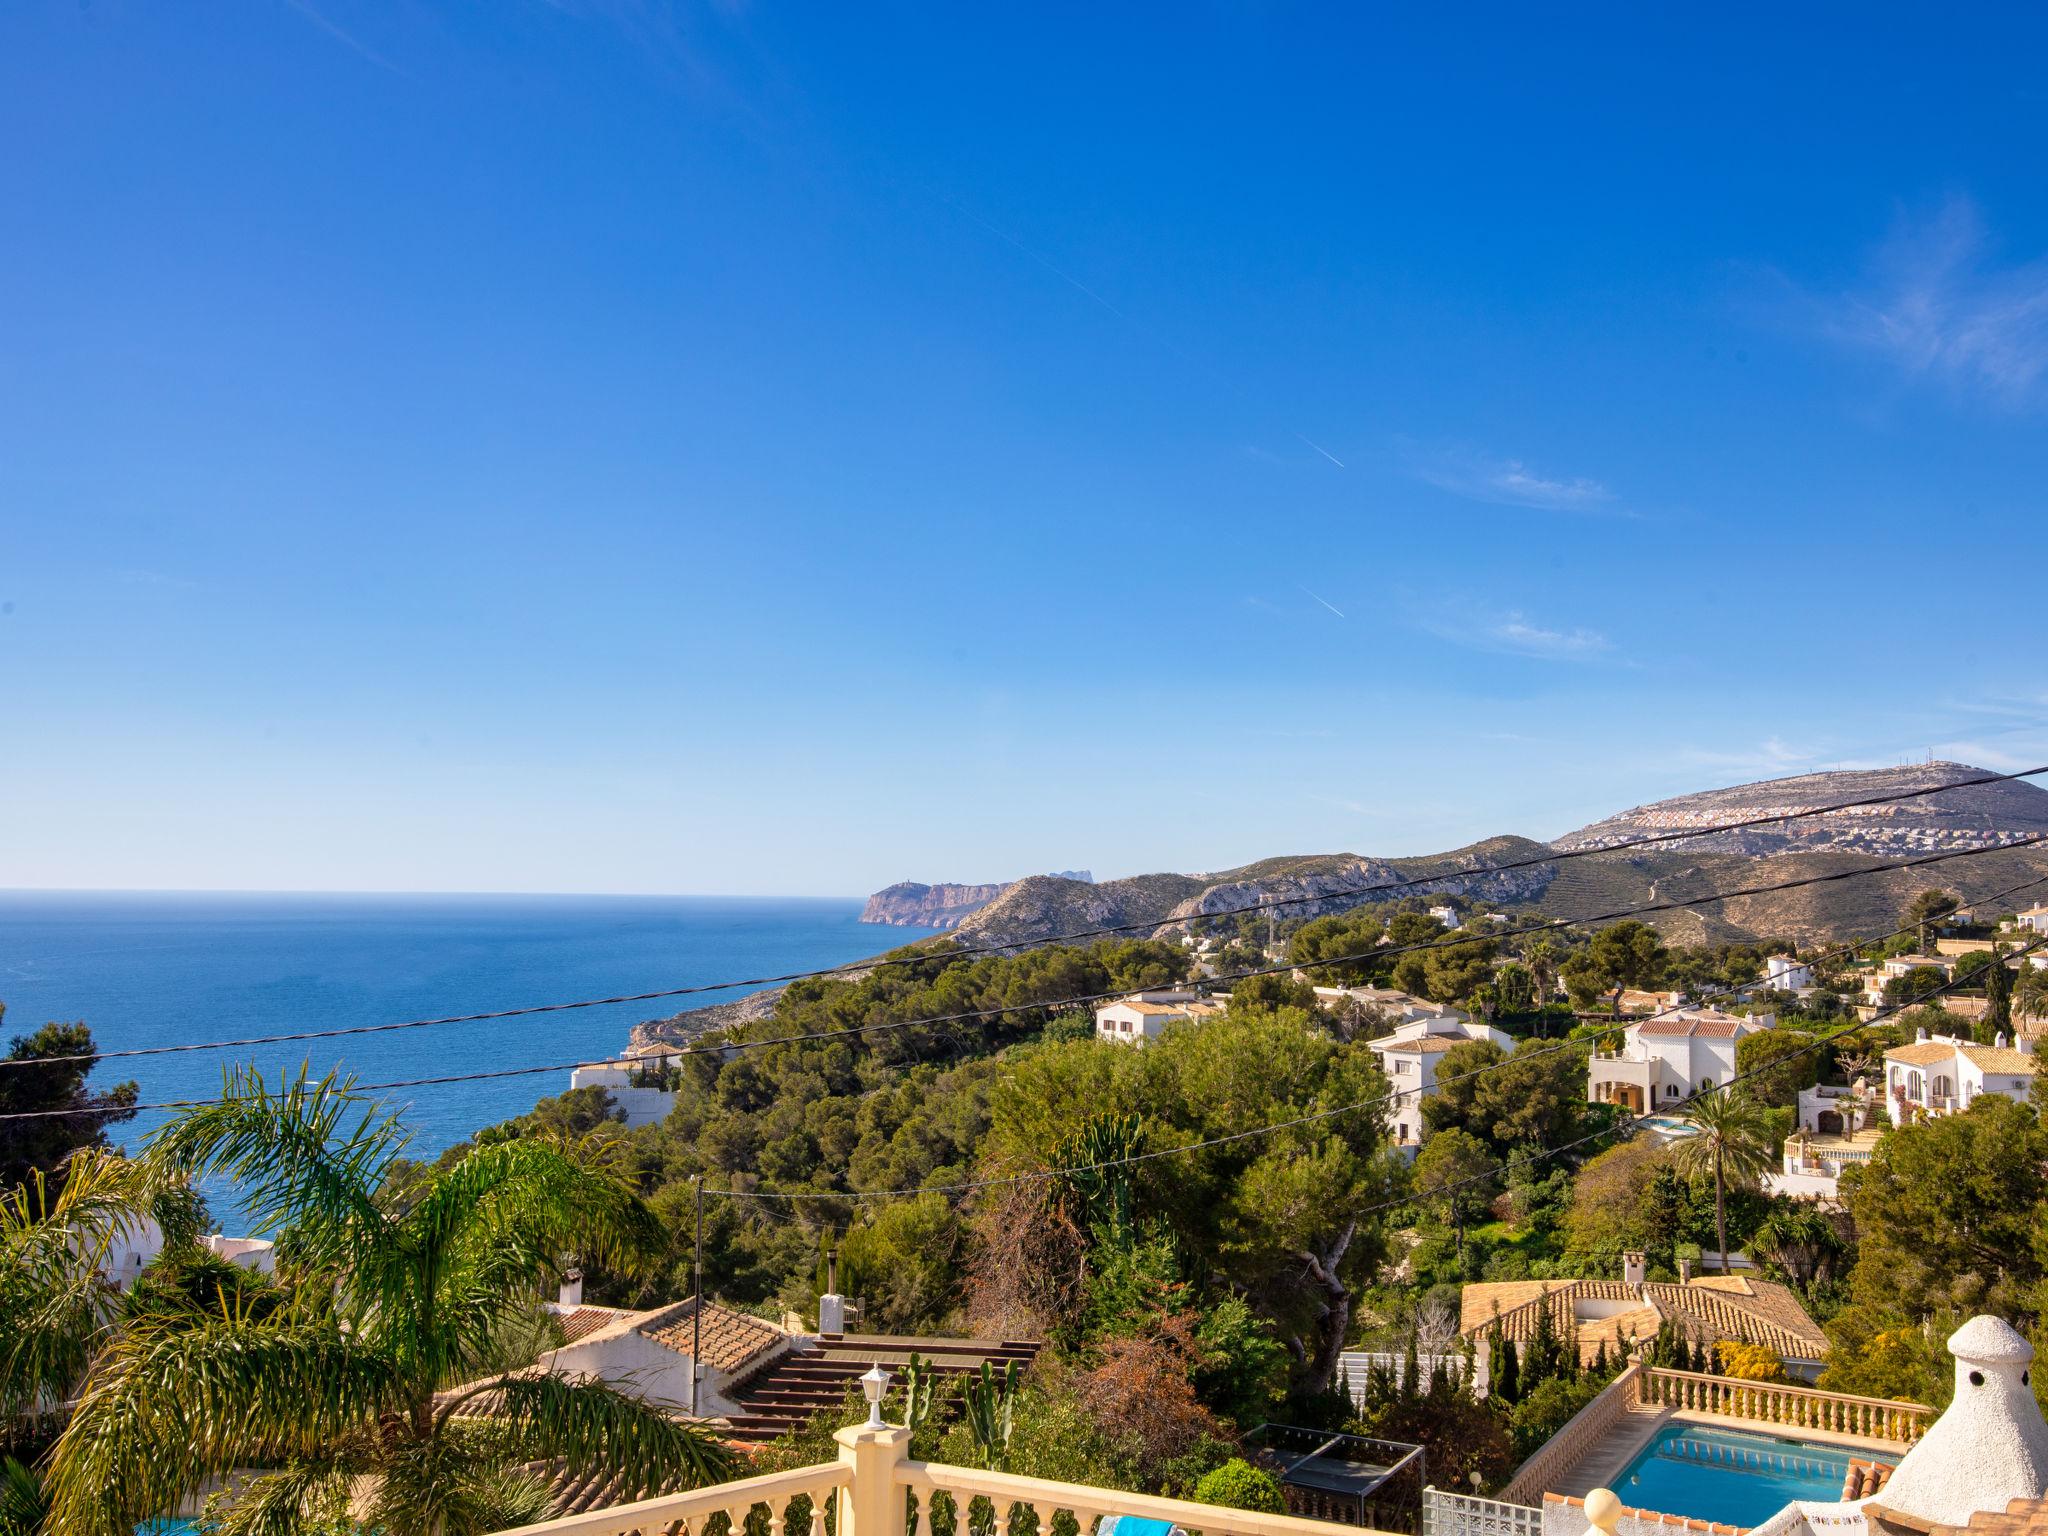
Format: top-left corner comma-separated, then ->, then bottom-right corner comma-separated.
492,1425 -> 1404,1536
490,1458 -> 849,1536
1636,1368 -> 1927,1445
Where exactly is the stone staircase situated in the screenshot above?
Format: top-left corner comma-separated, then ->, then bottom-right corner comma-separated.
721,1334 -> 1039,1446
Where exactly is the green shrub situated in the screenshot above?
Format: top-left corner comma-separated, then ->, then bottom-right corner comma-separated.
1192,1458 -> 1286,1514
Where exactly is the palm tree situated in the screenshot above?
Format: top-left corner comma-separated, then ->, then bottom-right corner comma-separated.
0,1148 -> 155,1429
2015,965 -> 2048,1032
1674,1088 -> 1775,1275
43,1071 -> 733,1536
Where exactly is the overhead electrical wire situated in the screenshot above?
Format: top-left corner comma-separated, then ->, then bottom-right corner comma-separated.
5,840 -> 2041,1137
712,930 -> 2048,1207
12,762 -> 2044,1075
9,826 -> 2044,1077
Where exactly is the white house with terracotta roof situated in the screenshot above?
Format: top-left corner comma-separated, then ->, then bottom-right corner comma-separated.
1093,990 -> 1225,1045
1884,1030 -> 2037,1120
539,1296 -> 794,1418
1586,1009 -> 1767,1115
1366,1013 -> 1515,1153
1312,985 -> 1468,1024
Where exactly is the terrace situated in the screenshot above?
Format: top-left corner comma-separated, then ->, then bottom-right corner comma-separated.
484,1411 -> 1414,1536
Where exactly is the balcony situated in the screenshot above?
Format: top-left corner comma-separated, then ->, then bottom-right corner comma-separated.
488,1420 -> 1405,1536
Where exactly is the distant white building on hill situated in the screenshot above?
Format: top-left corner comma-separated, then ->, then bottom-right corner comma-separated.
1586,1009 -> 1766,1115
1883,1030 -> 2037,1120
1367,1014 -> 1515,1153
1763,954 -> 1813,991
569,1051 -> 682,1128
1094,990 -> 1225,1045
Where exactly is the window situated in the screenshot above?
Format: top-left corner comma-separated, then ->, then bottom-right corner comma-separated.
1666,1085 -> 1680,1099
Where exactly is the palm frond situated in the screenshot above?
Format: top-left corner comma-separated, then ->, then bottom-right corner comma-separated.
0,1458 -> 48,1536
400,1138 -> 667,1282
146,1068 -> 406,1276
367,1425 -> 556,1536
459,1371 -> 734,1501
0,1150 -> 151,1418
195,1459 -> 356,1536
42,1315 -> 402,1536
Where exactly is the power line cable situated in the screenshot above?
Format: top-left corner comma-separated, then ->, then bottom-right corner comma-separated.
14,813 -> 2047,1075
13,762 -> 2042,1074
4,838 -> 2039,1121
712,931 -> 2047,1207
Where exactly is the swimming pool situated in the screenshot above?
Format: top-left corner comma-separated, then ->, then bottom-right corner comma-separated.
1616,1423 -> 1856,1529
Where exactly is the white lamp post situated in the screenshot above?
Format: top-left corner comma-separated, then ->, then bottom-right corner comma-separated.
860,1365 -> 891,1428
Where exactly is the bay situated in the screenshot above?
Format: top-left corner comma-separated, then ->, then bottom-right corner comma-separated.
0,891 -> 940,1158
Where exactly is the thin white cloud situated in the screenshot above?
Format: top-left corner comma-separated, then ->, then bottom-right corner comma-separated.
1416,604 -> 1613,662
1823,197 -> 2048,404
1412,447 -> 1615,513
1485,613 -> 1611,660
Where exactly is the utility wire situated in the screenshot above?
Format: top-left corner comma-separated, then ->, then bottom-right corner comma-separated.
8,835 -> 2039,1122
12,814 -> 2048,1076
12,763 -> 2044,1074
712,932 -> 2048,1207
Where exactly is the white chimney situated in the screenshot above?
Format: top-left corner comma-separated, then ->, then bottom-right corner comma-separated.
1917,1026 -> 1930,1042
1622,1251 -> 1647,1288
559,1268 -> 583,1309
1871,1317 -> 2048,1527
1996,1032 -> 2009,1049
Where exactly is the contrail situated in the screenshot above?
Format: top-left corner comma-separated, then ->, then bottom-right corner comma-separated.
1295,433 -> 1345,468
1300,585 -> 1346,619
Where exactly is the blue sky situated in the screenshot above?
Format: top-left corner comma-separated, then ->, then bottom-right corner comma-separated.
5,3 -> 2048,897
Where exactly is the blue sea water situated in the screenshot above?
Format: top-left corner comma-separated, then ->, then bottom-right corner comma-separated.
0,891 -> 940,1159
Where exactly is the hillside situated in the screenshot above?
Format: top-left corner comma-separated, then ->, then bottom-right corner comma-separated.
856,763 -> 2048,952
1553,760 -> 2048,856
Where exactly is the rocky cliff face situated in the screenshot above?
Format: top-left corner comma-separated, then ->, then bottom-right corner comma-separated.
860,880 -> 1012,929
944,839 -> 1561,949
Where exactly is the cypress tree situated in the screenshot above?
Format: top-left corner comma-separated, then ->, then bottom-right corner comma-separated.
1494,1333 -> 1521,1404
1401,1326 -> 1422,1405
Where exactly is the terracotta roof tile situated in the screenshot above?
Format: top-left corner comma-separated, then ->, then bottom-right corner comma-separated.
557,1306 -> 630,1344
642,1299 -> 788,1373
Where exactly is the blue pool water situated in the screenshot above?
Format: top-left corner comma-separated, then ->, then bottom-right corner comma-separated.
1616,1423 -> 1856,1528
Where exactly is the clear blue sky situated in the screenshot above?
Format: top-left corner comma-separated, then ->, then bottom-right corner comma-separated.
5,4 -> 2047,897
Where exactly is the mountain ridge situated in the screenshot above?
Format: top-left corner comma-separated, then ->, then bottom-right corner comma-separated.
862,763 -> 2048,949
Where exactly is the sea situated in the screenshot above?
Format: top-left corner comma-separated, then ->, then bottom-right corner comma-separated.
0,891 -> 942,1159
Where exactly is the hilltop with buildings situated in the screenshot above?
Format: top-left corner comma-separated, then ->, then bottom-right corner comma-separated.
861,764 -> 2048,950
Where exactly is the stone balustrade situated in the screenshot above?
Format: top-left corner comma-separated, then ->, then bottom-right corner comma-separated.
1636,1368 -> 1928,1445
1498,1364 -> 1645,1507
490,1423 -> 1401,1536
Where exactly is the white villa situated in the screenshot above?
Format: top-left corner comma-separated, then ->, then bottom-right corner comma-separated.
2016,904 -> 2048,935
1366,1013 -> 1515,1153
1883,1030 -> 2037,1120
1093,989 -> 1225,1045
1861,953 -> 1953,1006
1767,1080 -> 1883,1200
1311,984 -> 1467,1024
1586,1009 -> 1766,1115
569,1049 -> 684,1128
1762,953 -> 1813,991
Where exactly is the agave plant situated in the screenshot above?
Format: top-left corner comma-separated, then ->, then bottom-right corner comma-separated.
41,1070 -> 734,1536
